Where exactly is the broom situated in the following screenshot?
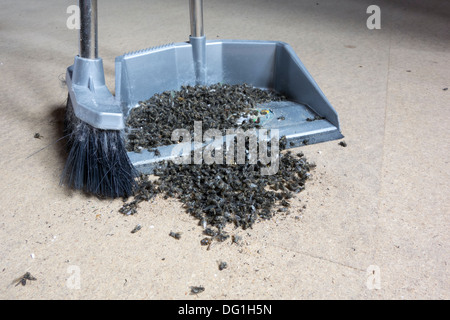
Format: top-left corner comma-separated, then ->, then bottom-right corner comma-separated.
61,0 -> 137,198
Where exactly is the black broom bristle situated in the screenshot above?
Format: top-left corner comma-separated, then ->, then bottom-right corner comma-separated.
61,96 -> 138,198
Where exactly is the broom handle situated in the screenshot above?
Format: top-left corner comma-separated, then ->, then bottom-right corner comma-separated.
79,1 -> 201,57
79,0 -> 98,59
189,0 -> 204,37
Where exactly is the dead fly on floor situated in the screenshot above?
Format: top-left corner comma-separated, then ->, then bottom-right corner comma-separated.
169,231 -> 182,240
131,224 -> 142,233
12,272 -> 36,287
218,261 -> 228,271
200,237 -> 212,247
189,285 -> 205,295
231,234 -> 242,245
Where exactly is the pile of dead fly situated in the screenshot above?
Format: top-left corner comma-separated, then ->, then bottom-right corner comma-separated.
121,149 -> 315,236
121,83 -> 316,239
125,83 -> 286,152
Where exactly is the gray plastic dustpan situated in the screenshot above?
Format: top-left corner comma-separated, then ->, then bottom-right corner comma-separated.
67,0 -> 343,175
119,1 -> 343,173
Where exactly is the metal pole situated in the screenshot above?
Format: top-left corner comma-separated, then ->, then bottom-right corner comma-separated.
189,0 -> 206,85
79,0 -> 98,59
189,0 -> 204,37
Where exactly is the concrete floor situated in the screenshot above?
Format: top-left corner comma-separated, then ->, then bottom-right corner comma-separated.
0,0 -> 448,299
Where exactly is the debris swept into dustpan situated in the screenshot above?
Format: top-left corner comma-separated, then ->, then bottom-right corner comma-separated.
125,83 -> 286,152
120,83 -> 316,240
113,0 -> 344,239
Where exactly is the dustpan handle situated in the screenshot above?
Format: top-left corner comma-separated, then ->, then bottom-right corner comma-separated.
79,0 -> 98,59
189,0 -> 206,85
189,0 -> 204,37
